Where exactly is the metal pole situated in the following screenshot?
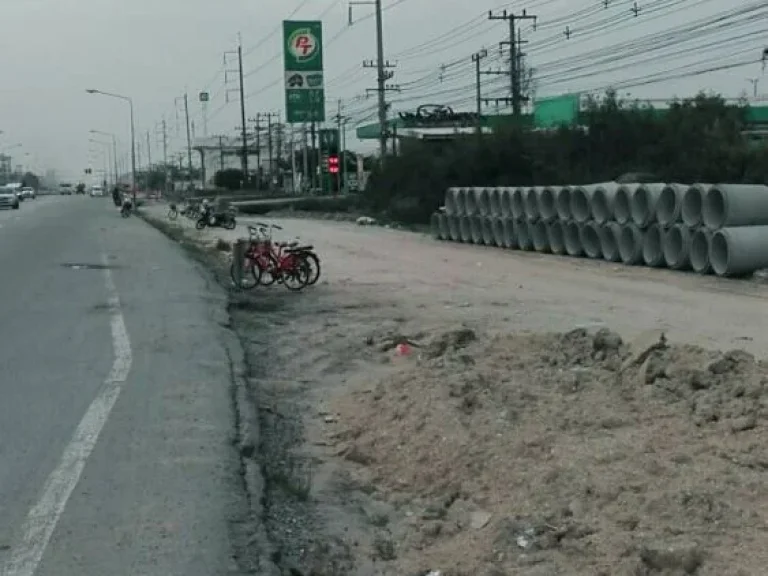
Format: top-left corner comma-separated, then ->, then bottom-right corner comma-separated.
336,100 -> 342,193
162,119 -> 168,191
184,93 -> 193,189
290,127 -> 297,195
146,131 -> 152,172
238,41 -> 249,187
374,0 -> 387,157
129,99 -> 136,204
341,120 -> 347,194
302,123 -> 308,193
112,136 -> 118,187
267,113 -> 273,191
472,50 -> 487,134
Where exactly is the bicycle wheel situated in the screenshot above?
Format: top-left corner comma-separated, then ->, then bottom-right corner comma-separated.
283,256 -> 311,291
300,251 -> 321,285
195,218 -> 206,230
230,258 -> 259,289
256,253 -> 279,286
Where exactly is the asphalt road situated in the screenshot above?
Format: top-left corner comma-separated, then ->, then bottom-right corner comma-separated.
0,196 -> 241,575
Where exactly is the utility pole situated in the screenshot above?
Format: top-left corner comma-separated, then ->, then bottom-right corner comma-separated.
748,78 -> 759,98
161,119 -> 168,191
489,9 -> 536,116
334,99 -> 344,192
472,50 -> 487,134
176,93 -> 194,189
302,123 -> 308,193
249,113 -> 262,190
350,0 -> 397,157
146,131 -> 152,171
225,36 -> 248,188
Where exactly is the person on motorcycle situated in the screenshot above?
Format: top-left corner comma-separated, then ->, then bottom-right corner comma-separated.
121,193 -> 133,215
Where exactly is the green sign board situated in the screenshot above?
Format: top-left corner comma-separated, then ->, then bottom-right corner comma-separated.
283,20 -> 325,123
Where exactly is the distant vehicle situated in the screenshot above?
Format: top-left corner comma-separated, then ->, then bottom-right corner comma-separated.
59,183 -> 74,195
0,187 -> 20,209
76,183 -> 86,194
90,185 -> 104,197
20,186 -> 36,199
5,182 -> 23,201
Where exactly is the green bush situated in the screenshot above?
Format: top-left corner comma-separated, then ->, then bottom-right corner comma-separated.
363,90 -> 765,225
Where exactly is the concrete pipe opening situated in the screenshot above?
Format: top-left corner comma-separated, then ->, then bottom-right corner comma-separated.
681,184 -> 705,227
710,231 -> 730,276
599,223 -> 621,261
641,224 -> 664,266
475,188 -> 491,216
702,185 -> 727,230
444,188 -> 458,215
564,221 -> 583,256
547,221 -> 565,254
500,188 -> 513,218
555,186 -> 572,220
481,216 -> 495,245
656,184 -> 683,226
447,215 -> 461,241
491,217 -> 505,246
437,213 -> 450,240
516,219 -> 533,250
662,224 -> 690,269
489,188 -> 502,217
579,222 -> 602,258
591,187 -> 612,224
531,220 -> 550,252
631,184 -> 663,227
690,229 -> 711,273
470,215 -> 484,243
618,224 -> 643,264
613,185 -> 633,224
465,188 -> 478,216
502,218 -> 517,248
458,215 -> 472,242
430,213 -> 441,239
570,187 -> 591,223
524,187 -> 540,220
538,186 -> 557,222
511,188 -> 526,220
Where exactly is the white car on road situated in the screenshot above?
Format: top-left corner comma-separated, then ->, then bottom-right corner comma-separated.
90,185 -> 104,197
20,186 -> 36,199
0,188 -> 20,209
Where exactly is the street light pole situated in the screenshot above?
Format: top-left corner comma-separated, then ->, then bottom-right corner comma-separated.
86,89 -> 137,203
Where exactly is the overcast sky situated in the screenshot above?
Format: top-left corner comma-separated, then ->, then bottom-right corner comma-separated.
0,0 -> 764,180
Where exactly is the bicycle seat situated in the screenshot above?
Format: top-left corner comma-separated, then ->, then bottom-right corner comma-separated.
287,244 -> 313,252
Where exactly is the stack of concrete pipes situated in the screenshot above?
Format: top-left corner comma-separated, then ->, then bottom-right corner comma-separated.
430,183 -> 768,276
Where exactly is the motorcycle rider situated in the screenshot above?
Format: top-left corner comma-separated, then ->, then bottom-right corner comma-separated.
121,192 -> 133,215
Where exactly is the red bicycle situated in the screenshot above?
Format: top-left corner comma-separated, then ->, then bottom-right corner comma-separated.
230,223 -> 313,291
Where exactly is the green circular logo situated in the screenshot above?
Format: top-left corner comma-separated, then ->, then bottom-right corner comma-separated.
288,28 -> 318,63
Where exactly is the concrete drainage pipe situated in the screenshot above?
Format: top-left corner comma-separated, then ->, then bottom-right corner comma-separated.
656,183 -> 685,226
470,215 -> 484,243
710,226 -> 768,276
702,184 -> 768,229
555,186 -> 572,221
641,223 -> 664,267
430,213 -> 441,239
516,219 -> 533,250
570,186 -> 591,223
690,229 -> 712,273
589,183 -> 619,224
662,224 -> 691,269
547,221 -> 566,254
459,215 -> 473,242
524,187 -> 540,221
464,187 -> 479,216
481,216 -> 495,245
618,223 -> 644,264
500,187 -> 513,218
579,222 -> 603,258
444,188 -> 461,216
598,223 -> 622,262
502,218 -> 517,248
681,184 -> 708,227
531,220 -> 550,252
564,221 -> 583,256
613,184 -> 634,224
631,183 -> 665,227
488,188 -> 502,217
474,188 -> 491,216
538,186 -> 557,222
490,217 -> 505,246
511,187 -> 526,220
447,215 -> 461,241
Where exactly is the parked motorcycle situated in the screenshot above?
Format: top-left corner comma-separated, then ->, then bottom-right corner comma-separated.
195,206 -> 236,230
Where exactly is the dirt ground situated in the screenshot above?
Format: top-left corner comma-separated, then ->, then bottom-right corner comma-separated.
146,205 -> 768,575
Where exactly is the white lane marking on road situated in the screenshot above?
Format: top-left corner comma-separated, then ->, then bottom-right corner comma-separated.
1,254 -> 132,576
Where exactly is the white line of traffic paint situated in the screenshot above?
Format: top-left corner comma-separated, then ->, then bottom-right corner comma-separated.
1,254 -> 132,576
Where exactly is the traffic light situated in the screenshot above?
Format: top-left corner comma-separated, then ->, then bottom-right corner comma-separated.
327,154 -> 339,174
84,168 -> 92,175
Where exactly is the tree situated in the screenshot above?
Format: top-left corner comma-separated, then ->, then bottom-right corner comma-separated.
21,172 -> 40,189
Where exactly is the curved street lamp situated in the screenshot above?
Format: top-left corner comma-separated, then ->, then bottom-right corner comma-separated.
86,89 -> 136,203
